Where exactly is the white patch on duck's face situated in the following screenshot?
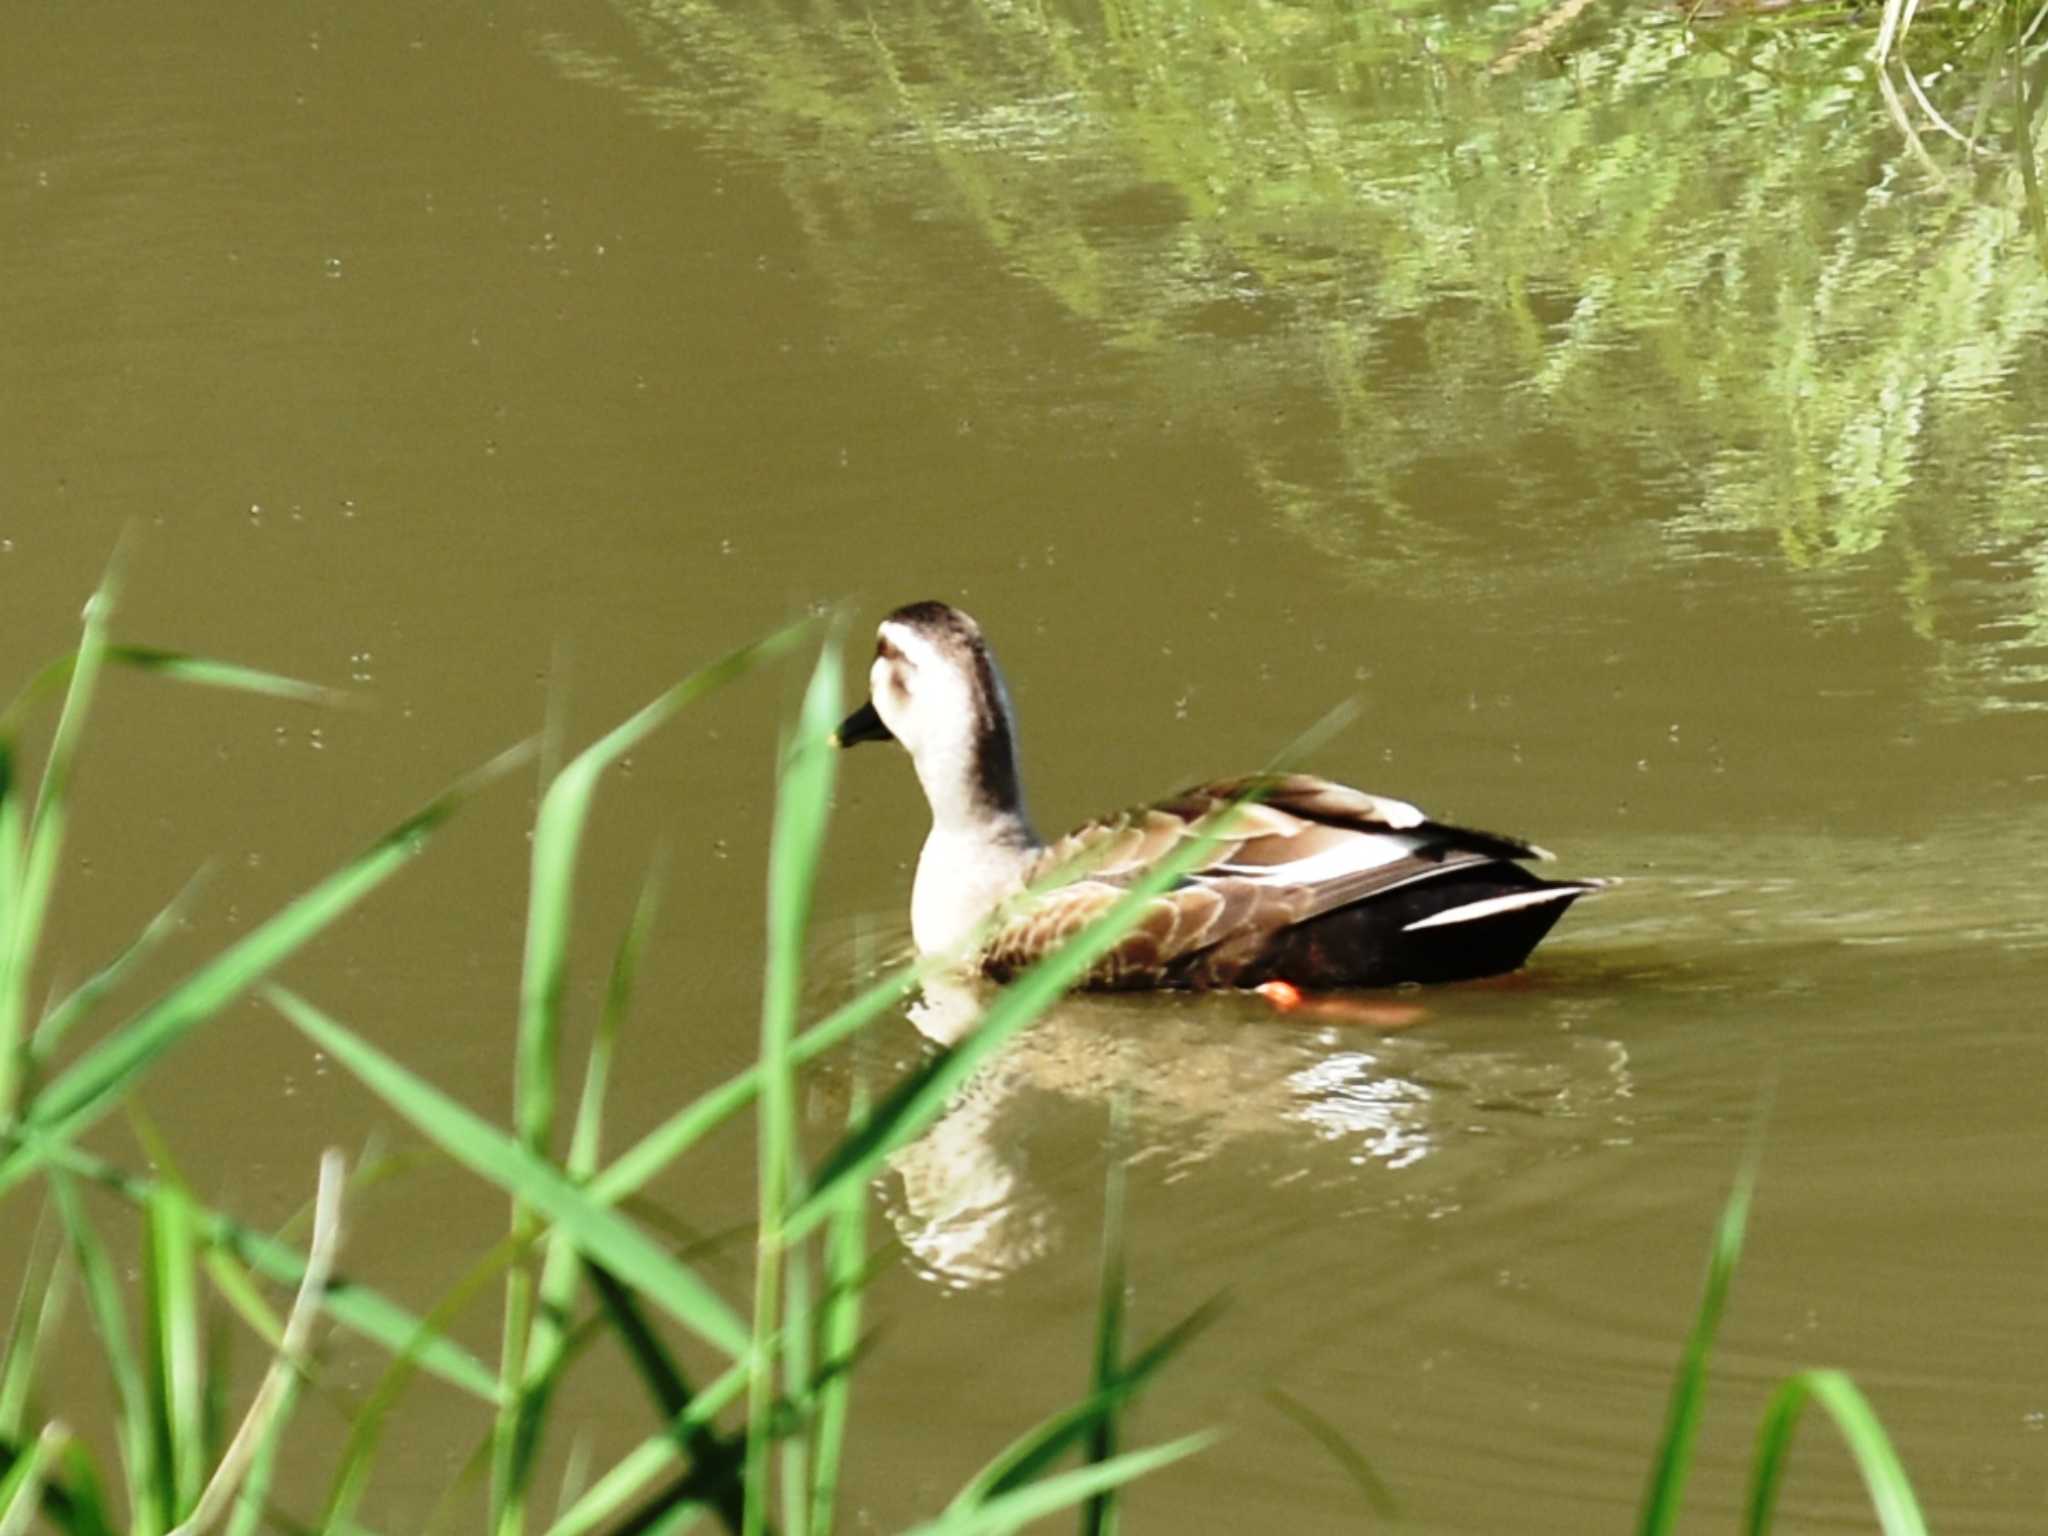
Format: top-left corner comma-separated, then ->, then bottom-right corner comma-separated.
870,621 -> 1001,831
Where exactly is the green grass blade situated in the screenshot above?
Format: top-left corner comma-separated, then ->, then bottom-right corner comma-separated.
909,1433 -> 1219,1536
0,1432 -> 115,1536
585,1267 -> 705,1441
552,1435 -> 594,1534
573,855 -> 662,1184
1263,1389 -> 1400,1520
518,618 -> 811,1162
501,859 -> 664,1531
949,1295 -> 1226,1513
1745,1369 -> 1928,1536
538,1362 -> 750,1536
497,619 -> 806,1536
267,987 -> 752,1360
122,1112 -> 219,1490
49,1171 -> 161,1534
747,638 -> 842,1536
605,1485 -> 713,1536
775,1251 -> 813,1536
242,1245 -> 497,1404
141,1182 -> 205,1519
322,1229 -> 530,1535
48,1440 -> 117,1536
201,1313 -> 230,1509
96,647 -> 343,708
1,559 -> 118,1118
1635,1158 -> 1758,1536
0,740 -> 534,1196
200,1248 -> 288,1359
30,1136 -> 499,1402
33,867 -> 211,1065
649,1506 -> 711,1536
0,1423 -> 66,1536
0,748 -> 22,1063
585,1266 -> 747,1534
0,645 -> 340,741
423,1422 -> 509,1536
594,953 -> 930,1205
0,1217 -> 65,1443
20,568 -> 118,915
807,1076 -> 868,1536
1082,1099 -> 1130,1536
553,1436 -> 593,1533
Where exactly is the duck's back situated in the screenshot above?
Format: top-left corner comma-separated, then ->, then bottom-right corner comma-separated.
979,774 -> 1598,990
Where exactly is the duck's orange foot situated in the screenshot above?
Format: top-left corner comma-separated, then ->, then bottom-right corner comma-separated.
1254,980 -> 1305,1012
1254,980 -> 1428,1032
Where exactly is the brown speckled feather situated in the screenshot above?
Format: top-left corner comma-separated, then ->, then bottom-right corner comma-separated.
978,774 -> 1531,988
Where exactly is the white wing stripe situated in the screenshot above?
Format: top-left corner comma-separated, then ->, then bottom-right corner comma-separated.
1211,833 -> 1421,885
1402,887 -> 1585,932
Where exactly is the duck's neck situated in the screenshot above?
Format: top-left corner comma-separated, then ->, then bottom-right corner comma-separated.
912,820 -> 1036,955
914,769 -> 1038,848
909,712 -> 1038,848
908,734 -> 1040,956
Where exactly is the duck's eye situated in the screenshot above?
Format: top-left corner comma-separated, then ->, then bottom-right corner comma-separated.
885,664 -> 911,706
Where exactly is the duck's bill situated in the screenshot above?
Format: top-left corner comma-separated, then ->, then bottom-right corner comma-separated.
831,698 -> 894,748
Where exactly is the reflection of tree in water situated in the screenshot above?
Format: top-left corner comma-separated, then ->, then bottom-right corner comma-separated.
878,978 -> 1635,1288
539,0 -> 2048,682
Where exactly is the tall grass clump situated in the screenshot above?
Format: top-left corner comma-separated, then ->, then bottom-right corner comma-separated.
2,558 -> 1229,1534
267,618 -> 1238,1536
1,554 -> 533,1532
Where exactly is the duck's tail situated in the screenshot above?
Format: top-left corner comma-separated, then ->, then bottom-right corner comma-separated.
1227,866 -> 1609,989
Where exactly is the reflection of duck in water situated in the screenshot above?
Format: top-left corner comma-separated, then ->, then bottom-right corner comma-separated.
834,602 -> 1603,990
882,980 -> 1057,1287
880,976 -> 1634,1287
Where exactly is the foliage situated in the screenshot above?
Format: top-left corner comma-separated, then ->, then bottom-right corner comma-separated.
538,0 -> 2048,690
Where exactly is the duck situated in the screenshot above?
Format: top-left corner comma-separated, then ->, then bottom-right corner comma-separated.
833,601 -> 1603,991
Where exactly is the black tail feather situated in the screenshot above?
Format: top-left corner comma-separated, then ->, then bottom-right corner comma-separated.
1213,862 -> 1593,989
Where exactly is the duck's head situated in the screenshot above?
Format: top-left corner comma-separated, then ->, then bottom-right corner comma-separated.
835,601 -> 1034,837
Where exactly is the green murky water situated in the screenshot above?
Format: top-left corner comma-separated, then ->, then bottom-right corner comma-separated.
6,0 -> 2047,1529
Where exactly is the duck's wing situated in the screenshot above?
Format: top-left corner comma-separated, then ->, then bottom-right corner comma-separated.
985,774 -> 1551,985
1161,774 -> 1552,865
978,864 -> 1308,987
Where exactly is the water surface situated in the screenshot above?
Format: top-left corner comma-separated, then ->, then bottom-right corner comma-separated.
4,0 -> 2046,1529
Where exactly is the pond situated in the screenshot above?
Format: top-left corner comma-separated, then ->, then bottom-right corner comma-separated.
4,0 -> 2046,1530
